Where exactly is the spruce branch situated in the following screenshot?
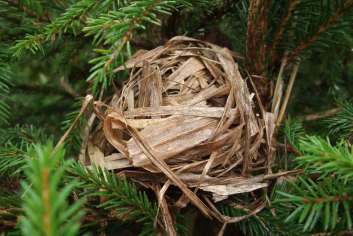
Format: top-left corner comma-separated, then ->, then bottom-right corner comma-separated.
11,34 -> 45,58
326,102 -> 353,141
40,0 -> 98,39
84,0 -> 188,92
269,0 -> 300,64
287,0 -> 353,61
20,143 -> 85,236
5,0 -> 50,21
11,0 -> 103,58
0,125 -> 45,177
282,117 -> 305,151
276,177 -> 353,232
0,60 -> 12,125
296,136 -> 353,181
69,163 -> 158,234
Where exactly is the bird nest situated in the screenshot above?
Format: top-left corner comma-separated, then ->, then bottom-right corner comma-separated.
86,36 -> 278,219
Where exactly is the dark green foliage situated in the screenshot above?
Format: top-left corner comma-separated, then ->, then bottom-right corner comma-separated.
10,0 -> 116,58
83,0 -> 189,92
275,136 -> 353,233
260,0 -> 353,65
282,117 -> 305,149
326,102 -> 353,141
297,136 -> 353,180
0,125 -> 46,177
2,0 -> 353,235
11,0 -> 190,93
21,143 -> 85,236
69,163 -> 158,235
0,49 -> 12,126
276,177 -> 353,232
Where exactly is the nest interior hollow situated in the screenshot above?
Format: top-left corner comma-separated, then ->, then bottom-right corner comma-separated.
88,36 -> 275,211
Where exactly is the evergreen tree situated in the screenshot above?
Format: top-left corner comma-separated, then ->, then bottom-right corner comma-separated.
1,0 -> 353,235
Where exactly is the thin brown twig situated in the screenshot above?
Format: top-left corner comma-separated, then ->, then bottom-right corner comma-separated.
302,193 -> 353,205
53,94 -> 93,153
302,107 -> 341,121
5,0 -> 51,22
78,87 -> 105,164
154,186 -> 177,236
0,219 -> 18,228
312,229 -> 353,236
242,114 -> 250,176
60,77 -> 79,97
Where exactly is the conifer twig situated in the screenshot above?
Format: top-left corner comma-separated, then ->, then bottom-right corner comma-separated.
270,0 -> 300,64
21,143 -> 84,236
287,0 -> 353,61
104,0 -> 162,70
5,0 -> 51,22
302,108 -> 341,121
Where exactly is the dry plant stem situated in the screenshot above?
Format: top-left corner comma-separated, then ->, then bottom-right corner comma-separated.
263,169 -> 302,180
79,86 -> 105,163
242,115 -> 250,176
209,197 -> 266,236
78,113 -> 96,163
276,62 -> 300,126
60,77 -> 79,97
303,107 -> 340,121
155,186 -> 177,236
271,57 -> 287,114
217,222 -> 228,236
53,94 -> 93,154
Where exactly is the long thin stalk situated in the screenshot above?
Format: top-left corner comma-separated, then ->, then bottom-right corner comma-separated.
276,63 -> 300,126
53,94 -> 93,154
271,57 -> 287,114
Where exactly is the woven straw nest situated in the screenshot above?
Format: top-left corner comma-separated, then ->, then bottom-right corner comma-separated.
88,36 -> 278,219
